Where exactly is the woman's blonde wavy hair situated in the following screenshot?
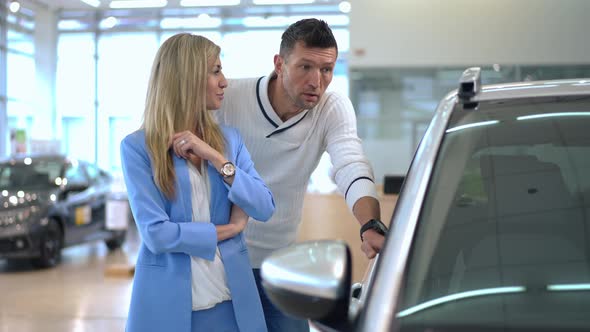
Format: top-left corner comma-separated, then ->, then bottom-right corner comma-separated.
142,33 -> 225,199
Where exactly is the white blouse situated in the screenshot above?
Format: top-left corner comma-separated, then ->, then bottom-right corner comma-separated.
187,161 -> 231,311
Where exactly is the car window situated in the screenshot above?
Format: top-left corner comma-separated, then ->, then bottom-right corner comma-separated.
85,163 -> 111,185
0,159 -> 62,190
86,163 -> 98,183
64,161 -> 89,187
396,96 -> 590,330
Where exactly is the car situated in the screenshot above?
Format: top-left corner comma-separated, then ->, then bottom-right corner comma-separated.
0,154 -> 127,268
260,68 -> 590,331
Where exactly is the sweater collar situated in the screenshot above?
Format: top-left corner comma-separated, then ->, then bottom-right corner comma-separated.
257,74 -> 310,136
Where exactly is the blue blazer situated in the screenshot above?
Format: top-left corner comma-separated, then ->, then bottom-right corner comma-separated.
120,126 -> 274,332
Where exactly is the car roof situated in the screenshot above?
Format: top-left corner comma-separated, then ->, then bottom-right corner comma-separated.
453,68 -> 590,103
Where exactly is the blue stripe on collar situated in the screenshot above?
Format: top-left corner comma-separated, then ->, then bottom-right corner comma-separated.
256,76 -> 278,128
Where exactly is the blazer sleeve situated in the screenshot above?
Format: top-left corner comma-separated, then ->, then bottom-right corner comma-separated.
120,134 -> 217,260
224,129 -> 275,221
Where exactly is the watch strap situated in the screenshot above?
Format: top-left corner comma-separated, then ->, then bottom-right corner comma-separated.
360,219 -> 388,241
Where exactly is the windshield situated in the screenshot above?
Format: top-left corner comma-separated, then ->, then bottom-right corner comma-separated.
0,159 -> 63,191
397,96 -> 590,331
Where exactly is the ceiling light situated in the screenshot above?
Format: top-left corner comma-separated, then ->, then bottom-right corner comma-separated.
338,1 -> 351,13
9,1 -> 21,13
243,16 -> 290,28
58,19 -> 85,30
253,0 -> 314,4
180,0 -> 239,6
100,16 -> 118,29
110,0 -> 167,9
80,0 -> 100,7
160,15 -> 221,29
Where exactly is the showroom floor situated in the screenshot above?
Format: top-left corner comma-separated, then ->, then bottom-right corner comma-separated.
0,228 -> 139,332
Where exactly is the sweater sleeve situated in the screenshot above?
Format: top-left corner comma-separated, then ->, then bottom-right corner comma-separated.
323,92 -> 378,211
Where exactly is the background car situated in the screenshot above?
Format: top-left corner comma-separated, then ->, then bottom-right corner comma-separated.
261,68 -> 590,331
0,154 -> 126,268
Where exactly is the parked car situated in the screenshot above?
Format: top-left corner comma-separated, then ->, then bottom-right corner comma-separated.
261,68 -> 590,331
0,154 -> 126,268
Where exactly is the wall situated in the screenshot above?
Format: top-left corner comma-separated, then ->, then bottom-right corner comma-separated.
350,0 -> 590,67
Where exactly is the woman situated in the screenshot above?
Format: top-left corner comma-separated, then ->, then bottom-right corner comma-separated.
120,33 -> 274,332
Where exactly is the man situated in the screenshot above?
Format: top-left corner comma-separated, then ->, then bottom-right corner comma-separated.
216,18 -> 386,332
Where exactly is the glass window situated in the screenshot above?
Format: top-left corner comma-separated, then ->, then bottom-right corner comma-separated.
397,96 -> 590,330
56,33 -> 96,164
350,65 -> 590,184
57,33 -> 95,117
221,30 -> 282,78
61,117 -> 94,163
6,52 -> 34,102
7,28 -> 34,54
97,32 -> 158,171
108,116 -> 136,173
97,32 -> 157,117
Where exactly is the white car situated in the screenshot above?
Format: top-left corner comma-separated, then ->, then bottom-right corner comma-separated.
261,68 -> 590,331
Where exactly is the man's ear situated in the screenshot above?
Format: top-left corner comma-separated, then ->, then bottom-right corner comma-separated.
273,54 -> 283,74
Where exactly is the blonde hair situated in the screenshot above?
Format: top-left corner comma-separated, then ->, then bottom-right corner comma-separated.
142,33 -> 225,198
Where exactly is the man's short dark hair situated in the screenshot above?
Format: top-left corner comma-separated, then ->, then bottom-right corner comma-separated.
279,18 -> 338,58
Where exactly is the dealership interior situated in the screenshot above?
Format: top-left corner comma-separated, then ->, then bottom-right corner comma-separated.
1,0 -> 590,331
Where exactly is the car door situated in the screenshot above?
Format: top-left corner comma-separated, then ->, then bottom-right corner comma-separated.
84,163 -> 111,232
61,161 -> 96,246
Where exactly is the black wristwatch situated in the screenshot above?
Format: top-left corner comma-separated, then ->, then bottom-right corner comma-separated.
360,219 -> 388,241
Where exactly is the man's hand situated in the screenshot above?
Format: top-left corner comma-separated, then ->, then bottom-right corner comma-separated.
353,196 -> 384,259
360,229 -> 385,259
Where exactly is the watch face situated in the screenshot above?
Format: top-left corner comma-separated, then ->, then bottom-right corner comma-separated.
222,162 -> 235,177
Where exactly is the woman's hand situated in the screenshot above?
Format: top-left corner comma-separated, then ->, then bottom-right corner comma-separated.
170,130 -> 235,185
170,131 -> 220,163
215,205 -> 249,241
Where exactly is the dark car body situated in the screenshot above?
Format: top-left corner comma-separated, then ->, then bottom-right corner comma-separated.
261,69 -> 590,331
0,154 -> 126,268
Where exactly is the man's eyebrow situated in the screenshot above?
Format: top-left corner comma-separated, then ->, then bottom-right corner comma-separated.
298,57 -> 336,66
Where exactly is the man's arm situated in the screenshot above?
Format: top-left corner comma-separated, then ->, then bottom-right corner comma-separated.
322,92 -> 386,259
353,196 -> 385,259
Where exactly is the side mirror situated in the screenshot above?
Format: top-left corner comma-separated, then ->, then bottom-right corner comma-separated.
261,240 -> 352,330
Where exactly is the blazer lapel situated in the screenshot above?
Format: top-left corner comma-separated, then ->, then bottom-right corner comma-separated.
207,162 -> 222,225
173,154 -> 192,222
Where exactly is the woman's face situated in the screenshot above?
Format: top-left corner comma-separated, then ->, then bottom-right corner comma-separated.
206,56 -> 228,110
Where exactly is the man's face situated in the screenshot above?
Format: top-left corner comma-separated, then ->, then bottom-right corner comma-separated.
276,41 -> 337,110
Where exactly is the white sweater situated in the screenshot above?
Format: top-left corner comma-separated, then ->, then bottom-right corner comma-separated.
216,75 -> 378,267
